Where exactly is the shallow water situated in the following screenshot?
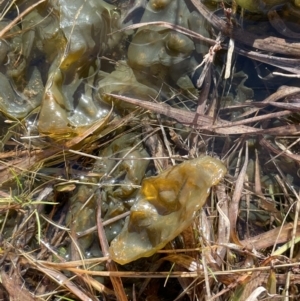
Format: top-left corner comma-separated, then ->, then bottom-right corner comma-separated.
0,0 -> 300,300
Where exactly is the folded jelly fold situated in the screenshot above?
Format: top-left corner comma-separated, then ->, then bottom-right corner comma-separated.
109,156 -> 226,265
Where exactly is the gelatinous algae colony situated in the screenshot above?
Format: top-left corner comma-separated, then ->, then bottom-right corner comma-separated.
235,0 -> 300,12
109,156 -> 226,265
1,0 -> 300,299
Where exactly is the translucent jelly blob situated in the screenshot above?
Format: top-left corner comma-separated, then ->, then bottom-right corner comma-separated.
109,156 -> 226,264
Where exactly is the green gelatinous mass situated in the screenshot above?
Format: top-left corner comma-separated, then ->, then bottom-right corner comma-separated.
235,0 -> 289,12
109,156 -> 227,265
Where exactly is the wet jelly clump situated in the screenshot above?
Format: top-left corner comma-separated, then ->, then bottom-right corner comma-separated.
109,156 -> 226,265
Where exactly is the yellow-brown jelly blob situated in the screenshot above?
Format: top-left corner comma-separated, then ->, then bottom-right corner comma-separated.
97,61 -> 158,105
166,32 -> 195,54
149,0 -> 172,10
109,156 -> 226,265
235,0 -> 287,12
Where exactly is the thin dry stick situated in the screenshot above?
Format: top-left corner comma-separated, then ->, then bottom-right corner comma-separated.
96,194 -> 128,301
0,0 -> 46,38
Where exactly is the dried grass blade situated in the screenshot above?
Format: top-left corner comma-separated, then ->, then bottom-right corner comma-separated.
96,194 -> 128,301
216,183 -> 230,265
0,108 -> 112,184
260,138 -> 300,163
258,124 -> 300,135
238,86 -> 300,119
225,38 -> 235,79
0,149 -> 43,160
115,21 -> 216,45
107,94 -> 300,135
65,106 -> 113,148
38,257 -> 108,269
248,101 -> 300,111
0,270 -> 37,301
284,187 -> 300,299
212,110 -> 292,128
105,94 -> 267,135
82,274 -> 115,296
161,254 -> 200,272
240,222 -> 300,250
264,102 -> 300,111
199,211 -> 213,298
19,251 -> 95,301
0,146 -> 60,184
234,47 -> 300,74
196,63 -> 211,113
229,142 -> 248,245
143,124 -> 169,172
254,149 -> 263,196
0,0 -> 46,38
268,10 -> 300,39
106,93 -> 212,126
33,264 -> 300,278
37,266 -> 95,301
